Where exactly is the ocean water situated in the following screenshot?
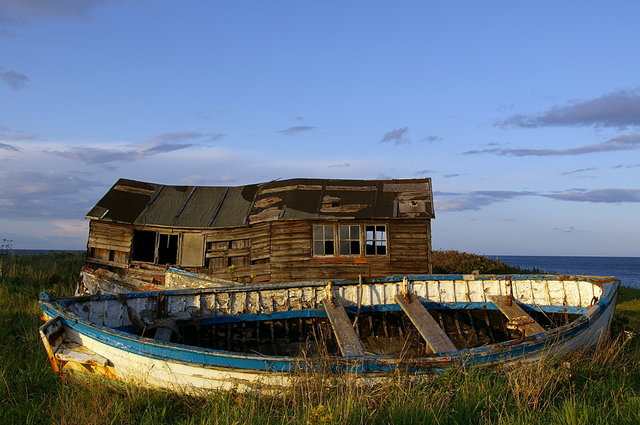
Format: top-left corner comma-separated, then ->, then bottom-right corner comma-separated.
489,255 -> 640,289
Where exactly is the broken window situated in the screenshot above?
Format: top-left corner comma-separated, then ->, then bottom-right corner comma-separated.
313,225 -> 335,255
131,230 -> 179,265
157,234 -> 178,265
339,225 -> 360,255
205,238 -> 250,270
131,230 -> 156,262
365,225 -> 387,255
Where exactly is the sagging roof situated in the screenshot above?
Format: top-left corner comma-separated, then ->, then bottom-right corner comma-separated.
86,177 -> 434,228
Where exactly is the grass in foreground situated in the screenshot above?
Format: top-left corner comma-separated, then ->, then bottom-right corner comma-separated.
1,252 -> 639,424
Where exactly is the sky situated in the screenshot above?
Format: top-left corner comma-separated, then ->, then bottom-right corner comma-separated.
1,1 -> 639,256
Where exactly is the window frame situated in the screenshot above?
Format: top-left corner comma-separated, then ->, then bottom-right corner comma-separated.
312,224 -> 336,256
312,222 -> 389,258
364,224 -> 388,256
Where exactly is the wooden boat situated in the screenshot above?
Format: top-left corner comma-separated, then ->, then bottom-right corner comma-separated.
77,266 -> 240,295
39,274 -> 619,393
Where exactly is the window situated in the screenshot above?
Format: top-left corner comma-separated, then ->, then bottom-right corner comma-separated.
131,230 -> 156,262
157,234 -> 178,265
313,225 -> 335,255
312,223 -> 387,257
339,225 -> 360,255
365,225 -> 387,255
205,238 -> 250,270
131,230 -> 178,265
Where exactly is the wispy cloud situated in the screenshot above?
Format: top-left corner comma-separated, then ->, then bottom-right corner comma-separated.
560,167 -> 597,175
434,190 -> 535,211
415,169 -> 435,176
499,88 -> 640,128
0,142 -> 19,151
444,173 -> 462,178
421,135 -> 443,143
329,162 -> 350,168
277,125 -> 316,135
0,171 -> 102,219
0,68 -> 29,89
542,188 -> 640,203
49,131 -> 221,165
464,133 -> 640,157
380,127 -> 410,145
553,226 -> 584,233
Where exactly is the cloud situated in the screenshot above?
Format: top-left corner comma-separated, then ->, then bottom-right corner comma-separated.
542,188 -> 640,203
0,142 -> 19,151
464,133 -> 640,157
329,162 -> 350,168
143,143 -> 193,155
421,135 -> 443,143
499,88 -> 640,128
277,125 -> 316,135
0,171 -> 102,219
434,190 -> 535,211
140,131 -> 224,147
0,68 -> 29,89
52,147 -> 137,164
553,226 -> 584,233
415,169 -> 435,176
50,131 -> 221,165
560,167 -> 597,175
379,127 -> 410,145
444,173 -> 462,178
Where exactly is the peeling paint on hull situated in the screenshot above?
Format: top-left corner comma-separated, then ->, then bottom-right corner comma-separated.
39,274 -> 619,393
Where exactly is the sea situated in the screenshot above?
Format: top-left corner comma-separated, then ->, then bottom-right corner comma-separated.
8,250 -> 640,289
489,255 -> 640,289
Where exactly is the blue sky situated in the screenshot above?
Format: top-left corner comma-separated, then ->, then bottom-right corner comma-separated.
1,1 -> 639,256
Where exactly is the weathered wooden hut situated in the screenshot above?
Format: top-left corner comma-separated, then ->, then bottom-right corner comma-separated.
85,177 -> 435,283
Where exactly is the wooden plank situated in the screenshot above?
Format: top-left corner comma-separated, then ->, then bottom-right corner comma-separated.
395,294 -> 457,353
488,295 -> 545,336
323,300 -> 364,356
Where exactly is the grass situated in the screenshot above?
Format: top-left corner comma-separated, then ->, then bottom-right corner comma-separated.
0,251 -> 639,424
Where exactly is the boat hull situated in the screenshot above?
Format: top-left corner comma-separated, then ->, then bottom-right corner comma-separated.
40,274 -> 620,393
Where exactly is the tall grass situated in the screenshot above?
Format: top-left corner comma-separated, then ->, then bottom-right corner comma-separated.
1,252 -> 639,424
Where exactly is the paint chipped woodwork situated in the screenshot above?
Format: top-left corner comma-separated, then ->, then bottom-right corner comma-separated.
323,300 -> 365,356
488,295 -> 546,337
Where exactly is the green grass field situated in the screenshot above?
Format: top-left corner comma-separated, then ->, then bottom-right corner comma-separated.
1,252 -> 639,425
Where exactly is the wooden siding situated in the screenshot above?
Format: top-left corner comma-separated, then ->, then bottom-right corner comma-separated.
86,221 -> 132,268
86,217 -> 431,284
270,219 -> 431,282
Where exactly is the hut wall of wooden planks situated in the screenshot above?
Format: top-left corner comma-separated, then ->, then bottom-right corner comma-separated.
84,177 -> 434,284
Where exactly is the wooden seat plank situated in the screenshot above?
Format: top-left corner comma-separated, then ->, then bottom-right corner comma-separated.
488,295 -> 545,336
395,294 -> 457,353
323,300 -> 365,356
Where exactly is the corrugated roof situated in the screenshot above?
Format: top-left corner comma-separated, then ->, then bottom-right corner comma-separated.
86,177 -> 434,228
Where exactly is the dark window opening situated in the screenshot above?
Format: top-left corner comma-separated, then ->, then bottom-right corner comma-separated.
365,225 -> 387,255
158,234 -> 178,265
339,225 -> 360,255
313,225 -> 335,256
132,230 -> 156,262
